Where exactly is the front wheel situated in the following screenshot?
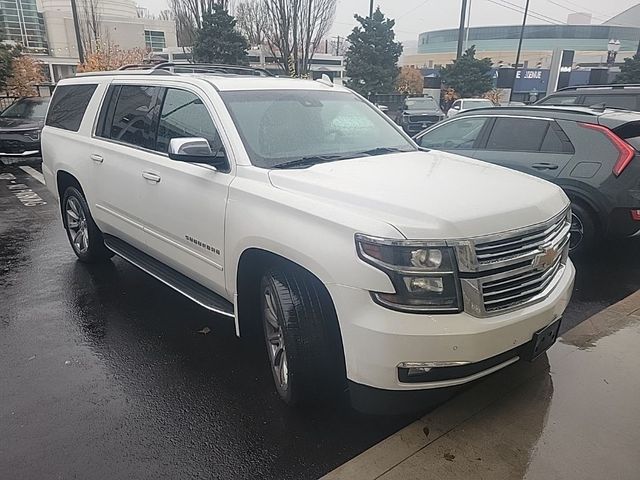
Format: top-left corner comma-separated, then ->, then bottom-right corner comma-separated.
260,266 -> 345,406
62,186 -> 113,263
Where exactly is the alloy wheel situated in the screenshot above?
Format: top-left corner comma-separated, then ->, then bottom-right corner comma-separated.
65,196 -> 89,254
263,285 -> 289,393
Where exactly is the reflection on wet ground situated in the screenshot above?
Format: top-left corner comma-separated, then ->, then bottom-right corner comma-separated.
1,164 -> 639,479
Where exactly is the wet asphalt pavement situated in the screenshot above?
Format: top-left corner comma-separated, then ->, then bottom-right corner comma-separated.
1,164 -> 639,480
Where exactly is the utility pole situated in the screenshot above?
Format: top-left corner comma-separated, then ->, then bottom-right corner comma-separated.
70,0 -> 85,64
510,0 -> 530,102
336,36 -> 341,56
456,0 -> 468,60
464,0 -> 472,51
369,0 -> 374,17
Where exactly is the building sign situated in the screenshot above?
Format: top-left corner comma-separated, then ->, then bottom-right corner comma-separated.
513,69 -> 550,93
516,70 -> 543,80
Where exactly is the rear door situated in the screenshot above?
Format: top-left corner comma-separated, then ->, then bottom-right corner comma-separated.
472,116 -> 574,181
91,83 -> 163,249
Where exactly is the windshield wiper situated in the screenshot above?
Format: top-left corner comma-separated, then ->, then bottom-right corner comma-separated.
272,154 -> 353,169
358,147 -> 413,156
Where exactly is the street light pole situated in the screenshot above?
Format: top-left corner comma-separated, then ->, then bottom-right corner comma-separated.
70,0 -> 85,64
456,0 -> 468,60
509,0 -> 530,102
369,0 -> 374,17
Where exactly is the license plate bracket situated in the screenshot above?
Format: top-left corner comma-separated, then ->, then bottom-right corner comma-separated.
524,317 -> 561,361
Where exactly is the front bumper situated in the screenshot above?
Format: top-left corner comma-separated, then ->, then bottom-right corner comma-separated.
327,258 -> 575,392
0,134 -> 41,163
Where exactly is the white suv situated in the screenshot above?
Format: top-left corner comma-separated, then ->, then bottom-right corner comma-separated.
42,64 -> 575,412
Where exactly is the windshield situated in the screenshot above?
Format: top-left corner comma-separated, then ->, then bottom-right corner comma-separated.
1,97 -> 50,119
220,89 -> 415,168
405,98 -> 439,110
464,99 -> 493,109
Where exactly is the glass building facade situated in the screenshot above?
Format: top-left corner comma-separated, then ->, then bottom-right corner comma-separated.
0,0 -> 48,53
418,25 -> 640,54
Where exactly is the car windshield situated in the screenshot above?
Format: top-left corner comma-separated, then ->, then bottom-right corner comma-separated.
1,97 -> 50,119
405,98 -> 439,110
464,99 -> 493,109
220,89 -> 416,168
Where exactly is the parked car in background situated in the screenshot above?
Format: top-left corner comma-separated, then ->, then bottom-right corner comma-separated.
0,97 -> 50,163
396,95 -> 445,134
536,84 -> 640,111
447,98 -> 495,117
414,105 -> 640,254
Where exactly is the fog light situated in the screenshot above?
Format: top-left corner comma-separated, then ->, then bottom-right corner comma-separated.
404,276 -> 444,293
408,367 -> 432,376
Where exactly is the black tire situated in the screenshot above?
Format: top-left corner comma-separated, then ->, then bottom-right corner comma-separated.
569,201 -> 599,256
260,265 -> 345,406
61,186 -> 113,263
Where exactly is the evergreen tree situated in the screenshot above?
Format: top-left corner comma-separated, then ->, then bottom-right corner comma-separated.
615,54 -> 640,84
192,4 -> 249,65
0,30 -> 20,91
440,46 -> 494,98
345,8 -> 403,96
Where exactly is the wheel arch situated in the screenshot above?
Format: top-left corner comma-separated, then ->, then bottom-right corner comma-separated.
234,248 -> 343,348
56,170 -> 84,221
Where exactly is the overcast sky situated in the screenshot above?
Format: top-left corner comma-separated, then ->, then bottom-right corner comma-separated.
137,0 -> 639,42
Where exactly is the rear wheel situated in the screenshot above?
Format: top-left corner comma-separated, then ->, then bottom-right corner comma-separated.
569,202 -> 598,255
62,186 -> 113,263
260,265 -> 345,406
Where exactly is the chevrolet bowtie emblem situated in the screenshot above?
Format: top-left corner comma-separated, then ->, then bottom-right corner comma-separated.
533,245 -> 560,271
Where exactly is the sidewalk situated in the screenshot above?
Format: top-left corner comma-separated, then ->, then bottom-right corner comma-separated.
323,291 -> 640,480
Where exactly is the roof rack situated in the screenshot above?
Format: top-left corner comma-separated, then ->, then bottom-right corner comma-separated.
556,83 -> 640,92
77,62 -> 274,78
126,62 -> 272,77
458,105 -> 601,116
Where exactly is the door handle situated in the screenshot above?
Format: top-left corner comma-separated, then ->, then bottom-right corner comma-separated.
142,171 -> 161,183
90,154 -> 103,163
532,163 -> 559,170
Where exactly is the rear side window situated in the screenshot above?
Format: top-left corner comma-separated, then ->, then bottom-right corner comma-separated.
101,85 -> 161,149
582,94 -> 636,110
45,84 -> 97,131
485,118 -> 549,152
537,95 -> 579,106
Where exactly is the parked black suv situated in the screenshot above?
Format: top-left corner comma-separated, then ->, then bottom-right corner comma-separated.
396,96 -> 445,135
0,96 -> 50,163
536,84 -> 640,111
414,105 -> 640,254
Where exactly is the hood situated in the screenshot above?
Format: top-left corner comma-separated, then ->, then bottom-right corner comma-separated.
268,151 -> 568,240
0,117 -> 43,131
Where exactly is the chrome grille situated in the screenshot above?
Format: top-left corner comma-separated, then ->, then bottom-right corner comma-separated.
474,213 -> 567,265
459,208 -> 571,317
481,254 -> 564,312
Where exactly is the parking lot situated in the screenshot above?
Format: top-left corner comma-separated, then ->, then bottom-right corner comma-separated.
1,163 -> 639,480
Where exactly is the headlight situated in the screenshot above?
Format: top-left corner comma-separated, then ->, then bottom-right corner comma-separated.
355,234 -> 462,313
22,129 -> 40,141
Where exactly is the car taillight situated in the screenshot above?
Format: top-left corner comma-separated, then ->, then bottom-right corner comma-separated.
580,123 -> 636,177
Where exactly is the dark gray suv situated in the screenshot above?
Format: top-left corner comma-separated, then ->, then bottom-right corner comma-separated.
414,105 -> 640,254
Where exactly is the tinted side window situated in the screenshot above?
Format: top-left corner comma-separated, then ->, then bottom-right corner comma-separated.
156,88 -> 221,153
45,84 -> 97,131
109,85 -> 160,149
582,94 -> 636,110
541,123 -> 574,154
537,95 -> 579,106
418,117 -> 487,150
485,118 -> 548,152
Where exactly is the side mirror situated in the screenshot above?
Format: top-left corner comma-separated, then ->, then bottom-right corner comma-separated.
168,137 -> 226,168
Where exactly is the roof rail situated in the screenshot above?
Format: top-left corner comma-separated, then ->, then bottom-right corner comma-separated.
151,62 -> 273,77
556,83 -> 640,92
76,62 -> 274,78
458,105 -> 601,116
